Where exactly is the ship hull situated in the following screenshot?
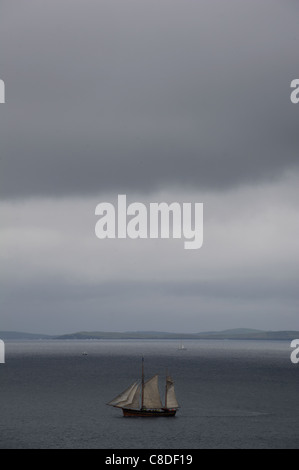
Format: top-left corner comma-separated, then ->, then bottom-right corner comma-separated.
122,408 -> 177,417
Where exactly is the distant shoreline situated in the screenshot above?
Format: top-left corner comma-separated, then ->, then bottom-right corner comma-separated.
1,329 -> 299,341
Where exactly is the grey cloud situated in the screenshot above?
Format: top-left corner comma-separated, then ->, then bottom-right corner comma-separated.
0,174 -> 298,334
1,278 -> 297,335
0,0 -> 299,198
0,1 -> 298,335
2,278 -> 298,305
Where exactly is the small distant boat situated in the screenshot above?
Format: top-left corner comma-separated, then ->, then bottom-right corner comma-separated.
178,341 -> 187,351
82,352 -> 88,356
107,357 -> 179,417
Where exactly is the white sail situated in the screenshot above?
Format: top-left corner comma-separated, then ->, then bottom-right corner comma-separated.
107,381 -> 139,408
166,376 -> 179,409
125,384 -> 141,409
143,374 -> 162,409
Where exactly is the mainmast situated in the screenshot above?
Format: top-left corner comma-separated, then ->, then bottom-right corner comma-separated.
141,356 -> 144,409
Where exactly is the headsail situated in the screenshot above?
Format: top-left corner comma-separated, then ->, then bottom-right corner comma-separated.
143,374 -> 162,409
107,381 -> 140,409
166,376 -> 179,409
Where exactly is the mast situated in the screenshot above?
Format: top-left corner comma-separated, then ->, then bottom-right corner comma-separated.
165,368 -> 168,408
141,356 -> 144,409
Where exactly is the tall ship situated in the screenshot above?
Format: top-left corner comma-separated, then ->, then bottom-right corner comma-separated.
107,357 -> 179,417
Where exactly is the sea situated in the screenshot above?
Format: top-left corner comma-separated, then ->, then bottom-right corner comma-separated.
0,339 -> 298,449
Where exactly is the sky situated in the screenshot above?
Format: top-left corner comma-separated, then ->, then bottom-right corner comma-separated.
0,0 -> 298,334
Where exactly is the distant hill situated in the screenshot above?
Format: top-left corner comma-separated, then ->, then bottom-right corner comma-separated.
56,331 -> 184,340
0,331 -> 53,340
213,328 -> 263,335
55,329 -> 299,341
1,329 -> 299,341
194,329 -> 299,340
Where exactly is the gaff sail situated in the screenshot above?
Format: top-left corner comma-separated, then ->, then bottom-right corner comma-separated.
143,374 -> 162,409
165,376 -> 179,409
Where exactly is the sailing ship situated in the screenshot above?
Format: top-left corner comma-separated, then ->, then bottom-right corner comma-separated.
178,341 -> 187,351
107,357 -> 179,417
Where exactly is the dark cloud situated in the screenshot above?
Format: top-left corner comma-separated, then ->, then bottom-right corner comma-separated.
0,1 -> 299,334
0,0 -> 299,199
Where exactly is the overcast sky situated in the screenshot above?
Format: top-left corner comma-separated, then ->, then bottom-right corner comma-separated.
0,0 -> 298,334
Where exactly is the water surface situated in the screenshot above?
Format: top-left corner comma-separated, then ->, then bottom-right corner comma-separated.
0,339 -> 297,449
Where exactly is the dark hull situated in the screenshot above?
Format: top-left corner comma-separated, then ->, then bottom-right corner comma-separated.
122,408 -> 177,417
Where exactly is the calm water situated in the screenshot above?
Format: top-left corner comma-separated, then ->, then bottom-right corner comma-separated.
0,339 -> 298,449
